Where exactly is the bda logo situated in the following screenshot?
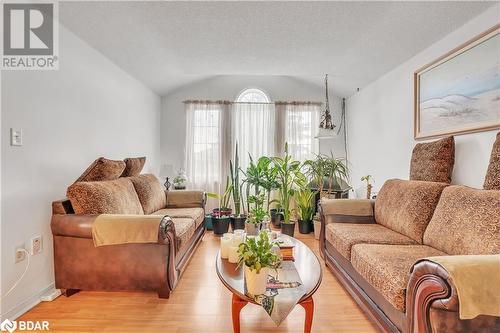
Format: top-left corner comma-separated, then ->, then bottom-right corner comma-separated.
0,319 -> 17,333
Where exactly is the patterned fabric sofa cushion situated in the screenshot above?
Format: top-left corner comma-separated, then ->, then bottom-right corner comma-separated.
121,157 -> 146,177
325,223 -> 417,260
76,157 -> 126,182
375,179 -> 448,243
484,132 -> 500,190
423,185 -> 500,255
171,218 -> 196,252
351,244 -> 446,311
67,178 -> 144,215
152,207 -> 205,228
410,136 -> 455,183
129,174 -> 167,215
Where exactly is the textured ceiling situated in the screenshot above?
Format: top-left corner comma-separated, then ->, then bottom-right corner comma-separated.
60,1 -> 493,97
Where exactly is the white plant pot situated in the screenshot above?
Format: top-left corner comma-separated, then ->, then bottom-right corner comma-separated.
244,266 -> 269,296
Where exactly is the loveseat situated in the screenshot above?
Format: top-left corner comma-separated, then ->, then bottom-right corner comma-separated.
319,179 -> 499,333
51,172 -> 206,299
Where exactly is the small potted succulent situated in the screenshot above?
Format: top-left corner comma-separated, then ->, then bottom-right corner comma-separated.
237,231 -> 281,296
245,193 -> 267,236
173,168 -> 188,190
295,188 -> 316,234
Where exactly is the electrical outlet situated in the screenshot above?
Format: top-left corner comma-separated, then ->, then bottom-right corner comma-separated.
30,235 -> 43,255
15,245 -> 26,263
10,128 -> 23,146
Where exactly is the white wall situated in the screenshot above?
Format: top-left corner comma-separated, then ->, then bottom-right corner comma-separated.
346,5 -> 499,198
160,75 -> 345,177
1,25 -> 161,319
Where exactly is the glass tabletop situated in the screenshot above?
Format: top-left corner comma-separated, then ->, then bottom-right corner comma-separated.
215,234 -> 323,303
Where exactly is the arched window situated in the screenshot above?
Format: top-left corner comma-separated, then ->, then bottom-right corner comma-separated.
236,88 -> 270,103
234,88 -> 274,169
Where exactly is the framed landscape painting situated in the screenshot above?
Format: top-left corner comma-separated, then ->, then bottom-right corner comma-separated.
414,24 -> 500,139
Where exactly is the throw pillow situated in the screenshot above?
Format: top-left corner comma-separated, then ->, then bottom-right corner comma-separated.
75,157 -> 125,182
484,132 -> 500,190
410,136 -> 455,183
121,156 -> 146,177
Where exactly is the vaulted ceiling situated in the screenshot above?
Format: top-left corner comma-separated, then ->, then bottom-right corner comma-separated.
60,1 -> 493,97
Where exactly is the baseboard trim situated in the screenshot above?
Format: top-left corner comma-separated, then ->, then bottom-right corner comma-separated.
2,283 -> 55,320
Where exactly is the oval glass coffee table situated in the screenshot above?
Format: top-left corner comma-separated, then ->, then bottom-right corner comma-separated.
215,235 -> 322,333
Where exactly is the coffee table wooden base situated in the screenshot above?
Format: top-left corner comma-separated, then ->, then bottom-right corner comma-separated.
231,294 -> 314,333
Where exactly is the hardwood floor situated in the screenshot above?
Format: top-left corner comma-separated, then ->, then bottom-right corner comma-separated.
19,229 -> 377,333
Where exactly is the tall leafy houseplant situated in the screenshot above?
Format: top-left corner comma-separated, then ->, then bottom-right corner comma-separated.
272,144 -> 307,237
207,178 -> 233,235
241,155 -> 267,213
259,156 -> 279,212
323,153 -> 349,194
230,144 -> 247,230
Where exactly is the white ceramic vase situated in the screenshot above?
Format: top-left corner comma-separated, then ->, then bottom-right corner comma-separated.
244,266 -> 269,296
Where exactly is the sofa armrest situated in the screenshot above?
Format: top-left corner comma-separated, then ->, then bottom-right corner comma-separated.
319,198 -> 375,225
165,190 -> 206,209
51,214 -> 173,245
406,260 -> 456,333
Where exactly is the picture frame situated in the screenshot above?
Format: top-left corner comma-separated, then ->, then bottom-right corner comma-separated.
414,24 -> 500,140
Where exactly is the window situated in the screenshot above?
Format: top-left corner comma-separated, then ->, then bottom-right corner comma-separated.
284,103 -> 320,161
234,89 -> 274,169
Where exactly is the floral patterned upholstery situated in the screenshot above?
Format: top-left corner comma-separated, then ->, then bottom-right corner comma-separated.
171,218 -> 196,252
152,207 -> 205,228
410,136 -> 455,183
351,244 -> 446,311
325,223 -> 417,259
375,179 -> 448,243
423,185 -> 500,255
129,174 -> 167,215
484,132 -> 500,190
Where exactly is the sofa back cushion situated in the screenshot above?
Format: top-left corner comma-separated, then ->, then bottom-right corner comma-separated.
67,178 -> 144,215
76,157 -> 126,182
375,179 -> 448,243
121,157 -> 146,177
410,136 -> 455,183
484,132 -> 500,190
423,186 -> 500,255
129,174 -> 166,214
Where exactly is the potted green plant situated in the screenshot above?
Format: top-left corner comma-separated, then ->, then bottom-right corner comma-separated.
295,188 -> 316,234
271,143 -> 307,237
207,177 -> 233,235
324,153 -> 349,196
245,193 -> 267,236
241,154 -> 266,213
230,144 -> 246,231
361,175 -> 373,199
237,231 -> 280,296
173,168 -> 188,190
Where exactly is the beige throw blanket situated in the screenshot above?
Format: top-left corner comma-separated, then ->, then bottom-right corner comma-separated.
92,214 -> 164,247
424,254 -> 500,320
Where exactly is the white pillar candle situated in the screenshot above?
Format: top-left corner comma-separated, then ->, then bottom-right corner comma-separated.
220,235 -> 232,259
228,245 -> 240,263
231,233 -> 244,247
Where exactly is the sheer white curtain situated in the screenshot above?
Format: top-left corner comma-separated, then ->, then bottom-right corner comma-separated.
279,103 -> 320,161
232,102 -> 276,170
185,102 -> 231,210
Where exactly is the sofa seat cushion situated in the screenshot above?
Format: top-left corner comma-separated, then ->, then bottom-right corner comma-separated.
172,218 -> 196,252
129,174 -> 167,214
375,179 -> 448,243
325,223 -> 417,260
351,244 -> 446,312
423,185 -> 500,255
152,208 -> 204,228
67,178 -> 144,215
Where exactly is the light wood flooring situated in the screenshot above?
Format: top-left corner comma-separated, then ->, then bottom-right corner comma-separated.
19,229 -> 377,333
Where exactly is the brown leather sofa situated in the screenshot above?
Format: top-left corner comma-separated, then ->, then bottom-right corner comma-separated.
51,174 -> 206,299
320,179 -> 499,333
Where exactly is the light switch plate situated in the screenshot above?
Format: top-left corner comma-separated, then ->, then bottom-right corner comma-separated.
10,128 -> 22,146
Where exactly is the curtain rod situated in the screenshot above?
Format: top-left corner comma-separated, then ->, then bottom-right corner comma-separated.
183,100 -> 323,106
